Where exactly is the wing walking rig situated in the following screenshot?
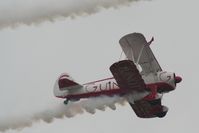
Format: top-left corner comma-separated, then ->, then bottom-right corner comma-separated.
54,33 -> 182,118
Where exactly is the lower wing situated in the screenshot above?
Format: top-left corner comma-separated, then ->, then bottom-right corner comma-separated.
129,98 -> 168,118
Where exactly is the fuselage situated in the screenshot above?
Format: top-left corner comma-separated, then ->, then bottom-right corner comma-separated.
54,71 -> 182,101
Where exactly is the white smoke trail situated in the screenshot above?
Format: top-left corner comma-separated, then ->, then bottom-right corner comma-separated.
0,0 -> 148,29
0,95 -> 126,132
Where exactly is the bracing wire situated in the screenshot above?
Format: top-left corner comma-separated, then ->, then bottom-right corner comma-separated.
118,50 -> 124,61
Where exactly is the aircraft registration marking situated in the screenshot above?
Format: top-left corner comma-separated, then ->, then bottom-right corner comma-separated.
85,80 -> 119,93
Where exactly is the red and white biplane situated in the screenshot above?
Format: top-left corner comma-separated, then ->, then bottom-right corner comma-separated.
54,33 -> 182,118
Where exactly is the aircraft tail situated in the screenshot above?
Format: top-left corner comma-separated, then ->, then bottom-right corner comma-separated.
58,73 -> 82,90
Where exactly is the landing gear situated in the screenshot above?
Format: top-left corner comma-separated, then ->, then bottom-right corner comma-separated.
63,98 -> 80,105
64,99 -> 69,105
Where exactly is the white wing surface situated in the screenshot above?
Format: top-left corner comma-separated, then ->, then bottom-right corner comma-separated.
119,33 -> 162,75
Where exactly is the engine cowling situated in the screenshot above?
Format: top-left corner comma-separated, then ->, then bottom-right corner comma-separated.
157,71 -> 182,93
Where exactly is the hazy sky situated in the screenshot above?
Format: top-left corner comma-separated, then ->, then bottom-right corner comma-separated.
0,0 -> 198,132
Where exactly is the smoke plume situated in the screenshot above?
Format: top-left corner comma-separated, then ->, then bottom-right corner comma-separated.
0,0 -> 147,29
0,95 -> 126,132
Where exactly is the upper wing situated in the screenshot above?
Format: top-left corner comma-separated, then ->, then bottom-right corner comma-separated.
129,98 -> 168,118
119,33 -> 162,75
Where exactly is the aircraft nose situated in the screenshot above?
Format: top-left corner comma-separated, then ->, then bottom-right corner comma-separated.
175,76 -> 182,84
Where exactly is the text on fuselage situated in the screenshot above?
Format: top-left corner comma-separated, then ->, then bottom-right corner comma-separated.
85,81 -> 119,92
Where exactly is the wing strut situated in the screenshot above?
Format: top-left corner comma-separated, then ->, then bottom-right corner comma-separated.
125,38 -> 136,62
136,45 -> 145,64
136,37 -> 154,66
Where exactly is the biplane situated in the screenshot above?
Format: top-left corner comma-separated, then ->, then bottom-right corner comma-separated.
54,33 -> 182,118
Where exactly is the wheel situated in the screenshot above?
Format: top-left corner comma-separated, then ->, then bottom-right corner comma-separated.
64,99 -> 69,105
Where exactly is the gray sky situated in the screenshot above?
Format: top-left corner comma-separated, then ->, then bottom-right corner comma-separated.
0,0 -> 198,132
